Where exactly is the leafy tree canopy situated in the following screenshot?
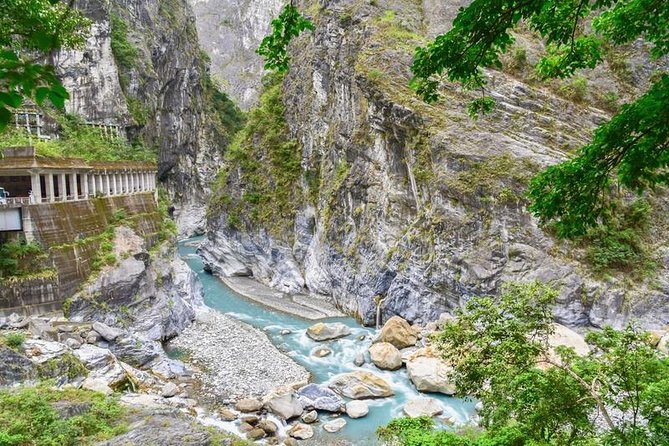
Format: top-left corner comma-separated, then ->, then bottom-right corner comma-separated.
0,0 -> 90,130
257,3 -> 314,73
410,0 -> 669,237
380,282 -> 669,446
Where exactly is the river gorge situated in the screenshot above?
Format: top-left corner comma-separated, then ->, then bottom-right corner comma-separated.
172,237 -> 475,445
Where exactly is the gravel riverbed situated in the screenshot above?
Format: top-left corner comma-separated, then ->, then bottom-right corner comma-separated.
169,308 -> 310,402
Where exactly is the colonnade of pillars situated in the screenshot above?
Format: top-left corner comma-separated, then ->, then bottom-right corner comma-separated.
29,170 -> 156,204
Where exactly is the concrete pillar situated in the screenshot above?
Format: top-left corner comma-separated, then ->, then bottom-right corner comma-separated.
45,173 -> 55,203
116,173 -> 123,194
104,174 -> 111,197
30,173 -> 42,204
130,172 -> 135,192
123,173 -> 129,194
90,174 -> 97,197
69,172 -> 78,200
59,174 -> 67,201
110,173 -> 117,195
82,173 -> 89,198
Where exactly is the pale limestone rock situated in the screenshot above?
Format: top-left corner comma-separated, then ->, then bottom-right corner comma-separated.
369,342 -> 402,370
329,371 -> 394,399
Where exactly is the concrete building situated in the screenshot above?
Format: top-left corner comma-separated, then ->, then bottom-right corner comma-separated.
0,147 -> 157,236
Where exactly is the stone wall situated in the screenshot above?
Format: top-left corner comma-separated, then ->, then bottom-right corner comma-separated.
0,193 -> 161,316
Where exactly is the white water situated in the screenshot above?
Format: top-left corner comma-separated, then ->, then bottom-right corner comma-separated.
178,237 -> 475,445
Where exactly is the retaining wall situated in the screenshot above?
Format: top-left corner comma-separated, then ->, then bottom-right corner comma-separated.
0,193 -> 161,316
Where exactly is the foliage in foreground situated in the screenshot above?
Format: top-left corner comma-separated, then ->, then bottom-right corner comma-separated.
0,0 -> 91,129
0,385 -> 125,445
257,4 -> 314,72
380,282 -> 669,446
411,0 -> 669,237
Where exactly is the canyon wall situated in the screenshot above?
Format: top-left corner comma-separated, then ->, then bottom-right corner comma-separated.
200,0 -> 669,329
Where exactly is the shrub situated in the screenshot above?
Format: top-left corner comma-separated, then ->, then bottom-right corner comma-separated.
0,385 -> 125,445
583,198 -> 654,274
2,333 -> 25,350
0,114 -> 156,162
0,239 -> 46,279
110,14 -> 139,73
559,76 -> 588,103
509,46 -> 527,71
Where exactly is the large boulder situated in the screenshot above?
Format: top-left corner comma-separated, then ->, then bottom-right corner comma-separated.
540,323 -> 591,367
369,342 -> 402,370
97,411 -> 213,446
323,418 -> 347,433
0,345 -> 36,386
657,335 -> 669,355
236,398 -> 263,413
406,355 -> 455,395
28,319 -> 58,341
345,400 -> 369,418
328,371 -> 394,399
288,423 -> 314,440
306,323 -> 351,341
109,335 -> 162,368
403,397 -> 444,417
265,392 -> 303,420
92,322 -> 126,342
376,316 -> 417,349
81,377 -> 113,396
297,383 -> 345,412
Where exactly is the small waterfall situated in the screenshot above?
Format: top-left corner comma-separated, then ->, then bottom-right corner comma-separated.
374,295 -> 385,329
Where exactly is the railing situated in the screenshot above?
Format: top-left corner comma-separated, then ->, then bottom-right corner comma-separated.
0,197 -> 30,208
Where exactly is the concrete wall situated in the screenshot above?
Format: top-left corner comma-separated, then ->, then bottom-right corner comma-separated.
0,193 -> 161,316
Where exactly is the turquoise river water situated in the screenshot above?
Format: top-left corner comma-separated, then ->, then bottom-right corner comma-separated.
178,237 -> 475,445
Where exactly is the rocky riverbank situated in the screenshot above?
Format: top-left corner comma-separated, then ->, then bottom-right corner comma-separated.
168,308 -> 310,402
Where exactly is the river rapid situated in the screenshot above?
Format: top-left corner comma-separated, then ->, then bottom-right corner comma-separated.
178,237 -> 475,445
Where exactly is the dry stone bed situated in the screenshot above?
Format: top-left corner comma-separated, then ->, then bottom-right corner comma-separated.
169,309 -> 310,401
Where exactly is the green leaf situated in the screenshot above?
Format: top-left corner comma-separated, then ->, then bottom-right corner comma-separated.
35,87 -> 50,105
48,90 -> 66,109
0,91 -> 22,108
0,106 -> 11,130
257,5 -> 314,72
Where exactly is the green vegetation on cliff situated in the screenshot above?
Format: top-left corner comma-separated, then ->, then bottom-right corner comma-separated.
0,114 -> 155,161
380,282 -> 669,445
0,238 -> 51,281
210,73 -> 303,237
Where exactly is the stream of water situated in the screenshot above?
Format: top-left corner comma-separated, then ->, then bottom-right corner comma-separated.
178,237 -> 475,445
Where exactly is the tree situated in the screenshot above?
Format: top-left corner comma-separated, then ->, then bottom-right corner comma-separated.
256,2 -> 314,73
408,0 -> 669,237
381,282 -> 669,445
0,0 -> 90,129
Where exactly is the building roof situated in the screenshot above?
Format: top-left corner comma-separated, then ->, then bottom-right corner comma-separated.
0,146 -> 156,173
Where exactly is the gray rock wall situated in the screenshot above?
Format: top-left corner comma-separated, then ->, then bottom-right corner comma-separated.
188,0 -> 284,109
51,0 -> 230,235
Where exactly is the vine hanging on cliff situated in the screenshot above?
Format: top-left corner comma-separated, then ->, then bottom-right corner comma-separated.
256,2 -> 314,72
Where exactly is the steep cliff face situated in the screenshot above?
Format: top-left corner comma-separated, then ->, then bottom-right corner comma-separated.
201,0 -> 669,329
188,0 -> 284,109
52,0 -> 240,235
